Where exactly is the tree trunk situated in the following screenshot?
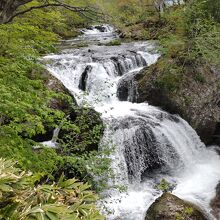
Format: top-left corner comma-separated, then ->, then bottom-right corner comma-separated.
0,0 -> 102,25
0,0 -> 32,24
154,0 -> 166,19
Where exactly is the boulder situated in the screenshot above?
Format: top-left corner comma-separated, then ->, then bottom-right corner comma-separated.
78,65 -> 92,91
132,60 -> 220,145
117,71 -> 139,101
145,193 -> 208,220
210,182 -> 220,219
41,69 -> 77,115
94,25 -> 107,32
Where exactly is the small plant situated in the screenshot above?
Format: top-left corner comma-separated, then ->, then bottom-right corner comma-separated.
175,207 -> 194,220
184,96 -> 192,106
105,39 -> 122,46
156,178 -> 176,193
194,73 -> 205,83
185,207 -> 193,215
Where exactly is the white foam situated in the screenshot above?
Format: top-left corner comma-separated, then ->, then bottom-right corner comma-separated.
43,25 -> 220,220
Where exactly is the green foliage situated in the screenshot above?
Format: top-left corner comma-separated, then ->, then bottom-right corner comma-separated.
0,19 -> 66,175
58,108 -> 104,154
105,39 -> 122,46
194,73 -> 205,83
157,179 -> 171,193
0,2 -> 111,218
106,0 -> 157,27
185,0 -> 220,66
155,61 -> 183,92
200,0 -> 220,23
175,207 -> 194,220
15,0 -> 83,39
140,0 -> 220,94
0,158 -> 104,220
0,0 -> 107,183
58,151 -> 112,191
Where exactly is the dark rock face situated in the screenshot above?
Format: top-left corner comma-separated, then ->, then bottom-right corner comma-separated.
94,25 -> 107,32
117,71 -> 139,101
110,57 -> 123,76
117,79 -> 129,101
213,123 -> 220,146
43,70 -> 69,94
132,61 -> 220,145
145,193 -> 208,220
79,65 -> 92,91
210,182 -> 220,219
43,70 -> 77,118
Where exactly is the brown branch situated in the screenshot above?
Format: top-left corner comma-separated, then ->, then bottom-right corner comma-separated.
6,2 -> 104,23
13,0 -> 33,8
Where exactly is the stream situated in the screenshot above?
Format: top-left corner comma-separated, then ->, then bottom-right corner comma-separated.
44,25 -> 220,220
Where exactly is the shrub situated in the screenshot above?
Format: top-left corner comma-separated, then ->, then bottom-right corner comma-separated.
0,158 -> 104,220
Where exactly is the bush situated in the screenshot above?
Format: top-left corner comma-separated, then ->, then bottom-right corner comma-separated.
0,158 -> 104,220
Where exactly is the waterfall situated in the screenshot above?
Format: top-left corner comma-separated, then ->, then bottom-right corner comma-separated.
44,25 -> 220,220
40,119 -> 65,149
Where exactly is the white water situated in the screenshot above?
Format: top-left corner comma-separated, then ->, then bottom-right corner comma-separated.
44,25 -> 220,220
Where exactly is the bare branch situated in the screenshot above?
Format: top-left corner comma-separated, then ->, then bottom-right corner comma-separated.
5,1 -> 104,24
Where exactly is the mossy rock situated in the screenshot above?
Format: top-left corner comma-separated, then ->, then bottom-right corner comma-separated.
145,193 -> 208,220
210,182 -> 220,219
134,59 -> 220,145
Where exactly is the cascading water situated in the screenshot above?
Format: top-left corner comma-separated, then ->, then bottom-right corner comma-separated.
44,25 -> 220,220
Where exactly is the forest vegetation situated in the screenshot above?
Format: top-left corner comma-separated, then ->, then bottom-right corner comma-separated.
0,0 -> 219,219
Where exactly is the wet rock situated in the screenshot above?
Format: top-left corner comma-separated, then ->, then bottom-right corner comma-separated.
43,69 -> 69,94
117,78 -> 129,101
145,193 -> 208,220
94,25 -> 107,32
79,65 -> 92,91
32,127 -> 54,142
213,123 -> 220,146
43,70 -> 76,113
133,61 -> 220,145
117,71 -> 139,101
110,57 -> 124,76
210,182 -> 220,219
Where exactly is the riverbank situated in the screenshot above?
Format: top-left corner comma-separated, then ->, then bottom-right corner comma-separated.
0,4 -> 106,184
114,1 -> 220,145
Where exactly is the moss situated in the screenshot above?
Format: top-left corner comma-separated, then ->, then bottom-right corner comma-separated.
105,39 -> 122,46
145,193 -> 207,220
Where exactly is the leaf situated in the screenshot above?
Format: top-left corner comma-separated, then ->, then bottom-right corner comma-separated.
45,211 -> 59,220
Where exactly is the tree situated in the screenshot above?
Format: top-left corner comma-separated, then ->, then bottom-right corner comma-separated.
0,0 -> 102,24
